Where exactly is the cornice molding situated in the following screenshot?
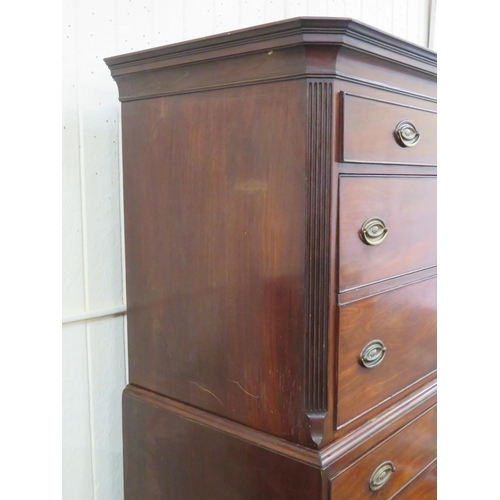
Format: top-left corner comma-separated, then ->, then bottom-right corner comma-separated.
104,17 -> 436,75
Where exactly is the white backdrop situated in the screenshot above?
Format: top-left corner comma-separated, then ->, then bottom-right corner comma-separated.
62,1 -> 436,498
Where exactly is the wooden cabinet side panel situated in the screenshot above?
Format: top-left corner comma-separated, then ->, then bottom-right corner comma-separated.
122,80 -> 311,443
123,391 -> 322,500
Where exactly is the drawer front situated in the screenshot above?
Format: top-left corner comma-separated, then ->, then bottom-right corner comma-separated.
330,406 -> 437,499
395,463 -> 437,499
337,278 -> 437,427
339,176 -> 436,291
341,93 -> 437,165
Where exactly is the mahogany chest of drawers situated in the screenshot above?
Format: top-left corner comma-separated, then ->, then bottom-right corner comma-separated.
106,17 -> 437,499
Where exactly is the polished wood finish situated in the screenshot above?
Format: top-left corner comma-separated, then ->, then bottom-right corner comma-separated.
322,386 -> 436,481
121,80 -> 311,444
338,265 -> 436,305
396,463 -> 437,499
122,385 -> 437,499
123,390 -> 322,500
337,278 -> 437,427
124,379 -> 436,471
105,18 -> 437,102
339,175 -> 437,290
329,407 -> 437,499
341,92 -> 437,165
106,17 -> 437,499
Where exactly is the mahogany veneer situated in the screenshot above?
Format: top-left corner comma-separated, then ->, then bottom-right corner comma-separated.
337,278 -> 437,427
106,17 -> 437,499
338,176 -> 437,290
341,93 -> 437,165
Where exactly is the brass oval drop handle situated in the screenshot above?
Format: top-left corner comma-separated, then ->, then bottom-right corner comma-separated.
359,340 -> 387,369
369,461 -> 396,492
395,119 -> 420,148
361,217 -> 388,246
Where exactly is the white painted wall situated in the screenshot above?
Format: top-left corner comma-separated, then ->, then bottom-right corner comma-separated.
62,1 -> 435,498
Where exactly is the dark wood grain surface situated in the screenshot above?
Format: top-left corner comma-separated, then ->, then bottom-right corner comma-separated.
329,406 -> 437,499
341,92 -> 437,165
123,379 -> 436,471
122,80 -> 313,444
395,463 -> 437,499
334,48 -> 437,101
337,278 -> 436,427
338,266 -> 436,305
107,16 -> 438,499
339,175 -> 437,291
323,388 -> 437,482
122,385 -> 437,500
123,390 -> 322,500
105,18 -> 437,103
